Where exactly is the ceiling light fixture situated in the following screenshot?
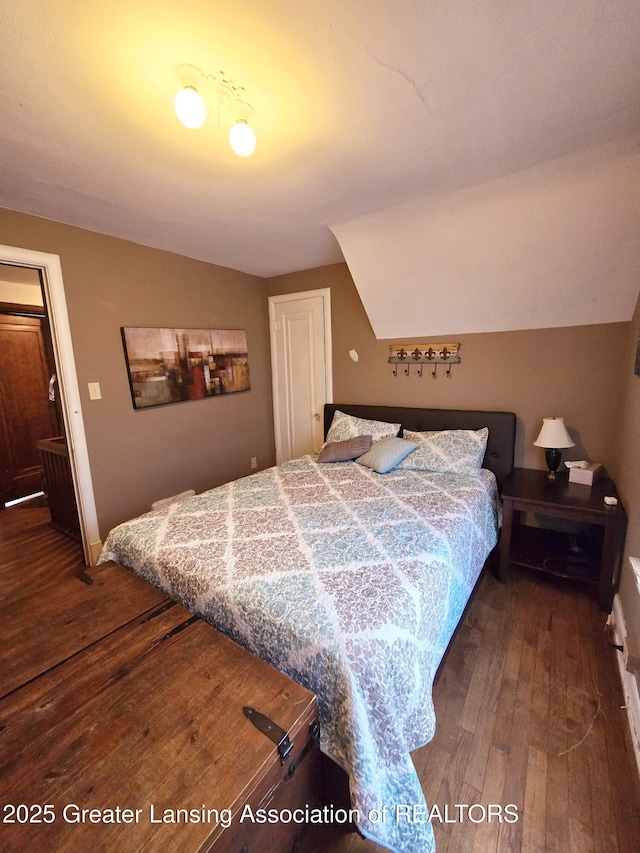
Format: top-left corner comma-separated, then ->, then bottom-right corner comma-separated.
174,64 -> 256,157
174,86 -> 207,129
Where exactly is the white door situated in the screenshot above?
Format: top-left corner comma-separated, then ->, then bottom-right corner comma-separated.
269,289 -> 332,464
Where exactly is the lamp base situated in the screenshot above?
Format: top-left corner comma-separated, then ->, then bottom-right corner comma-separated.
545,448 -> 562,480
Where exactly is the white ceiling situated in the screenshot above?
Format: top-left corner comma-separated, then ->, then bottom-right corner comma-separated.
1,1 -> 639,335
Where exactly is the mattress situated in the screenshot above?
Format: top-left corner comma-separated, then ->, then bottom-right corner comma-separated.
99,454 -> 501,853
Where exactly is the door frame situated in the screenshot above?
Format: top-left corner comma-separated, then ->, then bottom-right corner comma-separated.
0,243 -> 99,565
268,288 -> 333,464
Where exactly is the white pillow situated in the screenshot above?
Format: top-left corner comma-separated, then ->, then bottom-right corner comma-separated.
397,427 -> 489,475
325,410 -> 400,445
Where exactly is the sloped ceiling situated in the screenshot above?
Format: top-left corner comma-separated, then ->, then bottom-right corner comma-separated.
333,139 -> 640,336
1,0 -> 639,335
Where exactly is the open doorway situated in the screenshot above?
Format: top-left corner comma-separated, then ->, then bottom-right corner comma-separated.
0,244 -> 100,566
0,264 -> 63,505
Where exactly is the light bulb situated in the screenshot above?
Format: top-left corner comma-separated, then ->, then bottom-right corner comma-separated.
174,86 -> 206,129
229,120 -> 256,157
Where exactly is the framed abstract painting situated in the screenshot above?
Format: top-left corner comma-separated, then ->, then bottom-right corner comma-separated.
121,327 -> 251,410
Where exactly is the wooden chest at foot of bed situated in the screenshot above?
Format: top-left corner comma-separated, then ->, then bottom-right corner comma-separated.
0,599 -> 321,853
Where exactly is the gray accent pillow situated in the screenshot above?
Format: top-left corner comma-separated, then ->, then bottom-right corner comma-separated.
325,410 -> 400,445
317,435 -> 373,463
355,436 -> 418,474
398,427 -> 489,475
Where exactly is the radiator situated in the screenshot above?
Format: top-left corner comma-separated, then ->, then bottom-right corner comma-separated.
610,560 -> 640,777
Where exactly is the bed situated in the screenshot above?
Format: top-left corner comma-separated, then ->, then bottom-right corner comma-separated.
99,404 -> 516,853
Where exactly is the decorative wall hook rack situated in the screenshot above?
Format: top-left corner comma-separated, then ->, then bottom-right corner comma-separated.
388,343 -> 460,378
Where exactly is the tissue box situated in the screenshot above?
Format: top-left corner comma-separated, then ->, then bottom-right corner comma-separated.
569,463 -> 602,485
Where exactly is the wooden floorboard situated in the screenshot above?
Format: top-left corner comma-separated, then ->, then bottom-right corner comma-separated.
0,498 -> 169,698
2,500 -> 640,851
303,568 -> 640,852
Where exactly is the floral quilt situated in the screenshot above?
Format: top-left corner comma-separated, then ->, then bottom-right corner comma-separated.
99,456 -> 500,853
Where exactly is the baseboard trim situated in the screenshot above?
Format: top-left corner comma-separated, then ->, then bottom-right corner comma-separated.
609,593 -> 640,778
88,539 -> 103,566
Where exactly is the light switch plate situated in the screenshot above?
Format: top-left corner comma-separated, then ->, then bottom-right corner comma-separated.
88,382 -> 102,400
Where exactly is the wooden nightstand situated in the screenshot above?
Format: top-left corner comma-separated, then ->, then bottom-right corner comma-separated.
499,467 -> 627,612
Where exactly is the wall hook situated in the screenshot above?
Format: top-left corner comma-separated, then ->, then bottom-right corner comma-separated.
388,342 -> 461,377
411,347 -> 423,377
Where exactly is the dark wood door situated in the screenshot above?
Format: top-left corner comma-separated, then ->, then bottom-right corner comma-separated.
0,314 -> 59,505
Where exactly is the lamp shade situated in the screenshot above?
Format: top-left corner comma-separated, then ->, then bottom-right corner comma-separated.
533,417 -> 575,449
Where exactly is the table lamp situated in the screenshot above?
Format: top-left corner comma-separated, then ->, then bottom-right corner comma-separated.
533,417 -> 575,480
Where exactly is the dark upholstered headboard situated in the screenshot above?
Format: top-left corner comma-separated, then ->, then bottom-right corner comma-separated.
324,404 -> 516,490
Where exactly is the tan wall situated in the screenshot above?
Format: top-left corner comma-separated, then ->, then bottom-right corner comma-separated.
267,263 -> 630,474
1,208 -> 276,538
617,291 -> 640,633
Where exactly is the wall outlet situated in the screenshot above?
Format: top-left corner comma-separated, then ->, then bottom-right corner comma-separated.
250,457 -> 258,469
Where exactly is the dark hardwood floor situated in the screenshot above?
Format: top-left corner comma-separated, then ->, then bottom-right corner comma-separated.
2,499 -> 640,851
301,566 -> 640,852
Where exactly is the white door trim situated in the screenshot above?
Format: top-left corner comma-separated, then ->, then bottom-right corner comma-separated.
0,243 -> 100,564
269,288 -> 333,464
